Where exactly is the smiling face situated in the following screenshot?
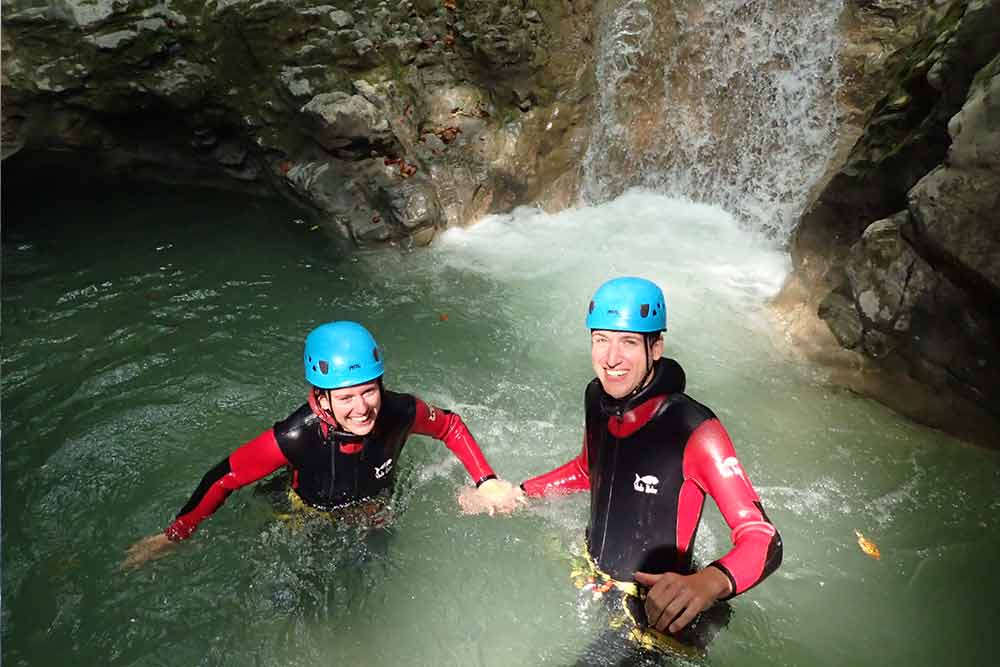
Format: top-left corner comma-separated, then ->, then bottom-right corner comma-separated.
590,330 -> 663,399
318,380 -> 382,436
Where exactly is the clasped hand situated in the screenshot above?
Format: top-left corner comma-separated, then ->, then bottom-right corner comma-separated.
457,478 -> 527,516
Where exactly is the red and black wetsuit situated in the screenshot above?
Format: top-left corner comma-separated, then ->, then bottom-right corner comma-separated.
522,359 -> 782,598
165,390 -> 495,542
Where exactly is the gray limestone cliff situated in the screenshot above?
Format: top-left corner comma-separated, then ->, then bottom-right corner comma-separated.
2,0 -> 595,245
780,0 -> 1000,445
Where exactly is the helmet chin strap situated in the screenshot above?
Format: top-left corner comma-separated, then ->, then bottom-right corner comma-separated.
622,338 -> 656,402
308,388 -> 340,428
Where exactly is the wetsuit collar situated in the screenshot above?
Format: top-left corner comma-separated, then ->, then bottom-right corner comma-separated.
599,358 -> 678,417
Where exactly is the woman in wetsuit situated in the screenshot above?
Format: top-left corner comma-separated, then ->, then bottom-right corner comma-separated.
124,321 -> 521,568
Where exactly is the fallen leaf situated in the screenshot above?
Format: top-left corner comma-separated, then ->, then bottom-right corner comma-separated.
854,529 -> 881,560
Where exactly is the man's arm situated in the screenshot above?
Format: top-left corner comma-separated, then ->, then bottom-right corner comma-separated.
636,418 -> 781,633
520,435 -> 590,497
683,419 -> 783,597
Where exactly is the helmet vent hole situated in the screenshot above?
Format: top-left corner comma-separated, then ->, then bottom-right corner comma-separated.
318,360 -> 329,375
640,304 -> 650,317
589,300 -> 595,314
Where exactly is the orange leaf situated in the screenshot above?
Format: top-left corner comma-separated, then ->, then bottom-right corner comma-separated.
854,529 -> 881,560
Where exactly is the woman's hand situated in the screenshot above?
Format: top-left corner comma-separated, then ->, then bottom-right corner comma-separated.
122,533 -> 177,570
458,478 -> 527,516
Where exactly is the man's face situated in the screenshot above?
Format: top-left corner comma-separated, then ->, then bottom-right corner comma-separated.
591,330 -> 663,399
319,380 -> 382,436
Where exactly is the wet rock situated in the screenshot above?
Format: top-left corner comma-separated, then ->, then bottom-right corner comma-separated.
861,329 -> 894,359
284,159 -> 361,221
329,10 -> 354,29
300,92 -> 391,150
844,213 -> 937,331
818,291 -> 863,349
279,67 -> 315,100
411,226 -> 437,246
150,60 -> 212,110
2,0 -> 591,254
382,36 -> 419,64
354,37 -> 375,56
783,0 -> 1000,435
222,161 -> 259,181
382,178 -> 440,230
790,0 -> 1000,284
947,53 -> 1000,170
192,128 -> 218,149
213,141 -> 247,167
49,0 -> 119,29
908,165 -> 1000,294
352,79 -> 385,107
85,29 -> 139,51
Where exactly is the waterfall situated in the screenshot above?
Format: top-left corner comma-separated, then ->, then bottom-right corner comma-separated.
581,0 -> 843,239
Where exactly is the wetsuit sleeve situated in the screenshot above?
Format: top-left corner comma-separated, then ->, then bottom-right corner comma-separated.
409,398 -> 496,486
165,429 -> 289,542
683,419 -> 782,598
521,434 -> 590,497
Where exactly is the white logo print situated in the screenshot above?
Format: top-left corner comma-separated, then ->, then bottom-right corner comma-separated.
633,474 -> 659,495
375,458 -> 394,479
717,456 -> 745,480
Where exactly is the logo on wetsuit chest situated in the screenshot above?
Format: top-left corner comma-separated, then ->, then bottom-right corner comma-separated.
374,458 -> 394,479
633,474 -> 659,494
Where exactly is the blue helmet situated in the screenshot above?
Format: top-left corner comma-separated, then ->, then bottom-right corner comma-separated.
586,277 -> 667,333
304,321 -> 384,389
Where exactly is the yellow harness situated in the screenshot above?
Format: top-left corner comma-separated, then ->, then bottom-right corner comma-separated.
273,487 -> 392,530
570,552 -> 702,658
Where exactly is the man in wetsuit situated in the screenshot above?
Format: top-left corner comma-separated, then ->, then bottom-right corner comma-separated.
125,321 -> 521,568
521,277 -> 782,646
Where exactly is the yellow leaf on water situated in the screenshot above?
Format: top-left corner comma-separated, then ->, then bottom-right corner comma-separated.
854,529 -> 881,560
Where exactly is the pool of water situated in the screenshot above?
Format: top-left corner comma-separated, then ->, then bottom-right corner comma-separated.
3,185 -> 998,666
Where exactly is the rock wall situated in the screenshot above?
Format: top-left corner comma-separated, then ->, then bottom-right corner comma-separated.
5,0 -> 998,444
780,0 -> 1000,445
2,0 -> 595,245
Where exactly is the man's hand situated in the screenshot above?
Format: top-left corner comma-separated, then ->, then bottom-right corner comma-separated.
122,533 -> 177,571
633,567 -> 732,634
457,478 -> 527,516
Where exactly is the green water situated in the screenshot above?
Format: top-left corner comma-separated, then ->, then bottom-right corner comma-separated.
2,185 -> 998,666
